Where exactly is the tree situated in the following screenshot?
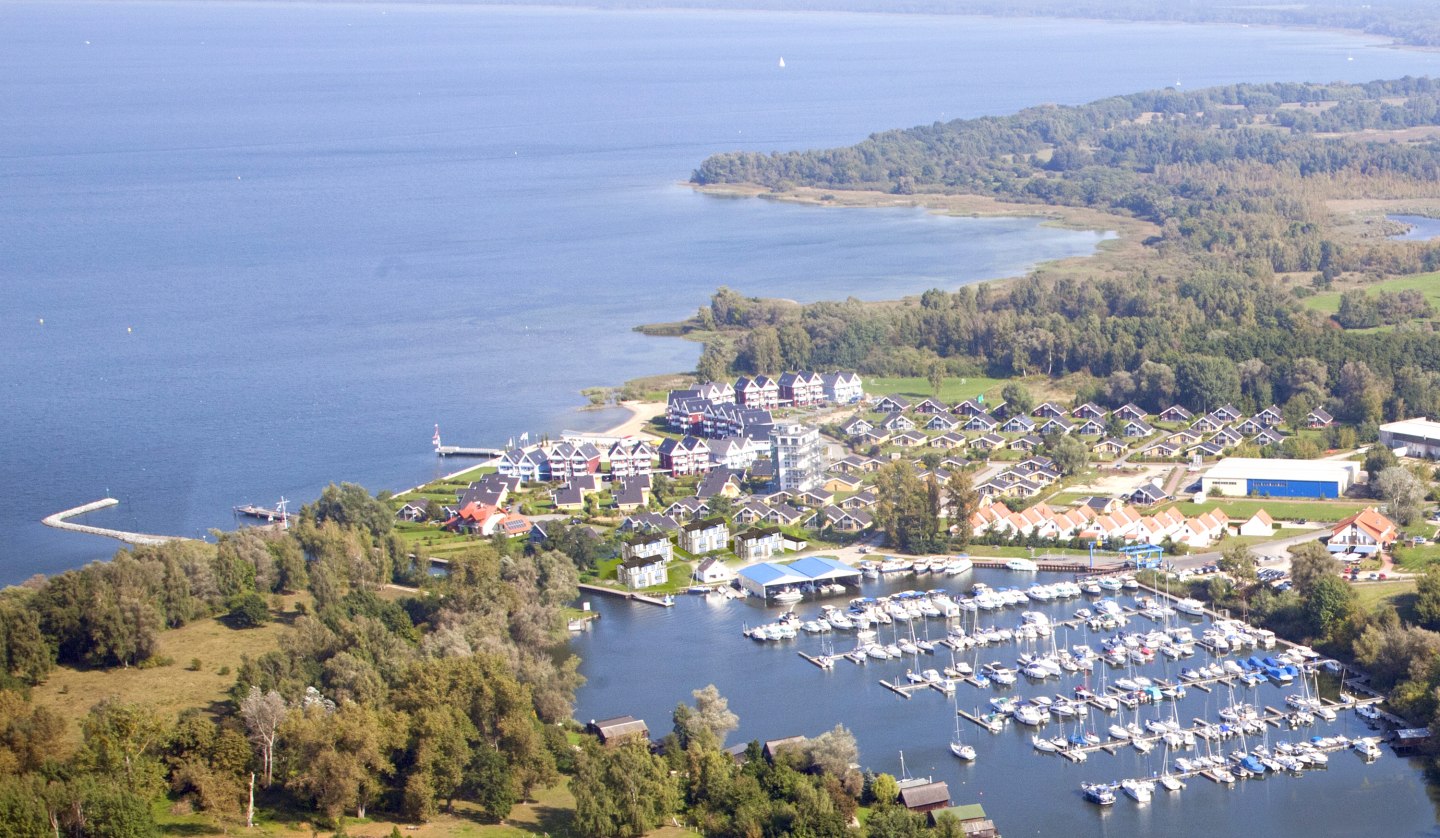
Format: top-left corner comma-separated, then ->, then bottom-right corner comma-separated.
1000,383 -> 1033,417
239,687 -> 287,787
229,592 -> 270,628
927,361 -> 945,397
695,342 -> 734,384
673,685 -> 739,749
1287,541 -> 1338,597
865,803 -> 924,838
283,702 -> 398,821
1175,355 -> 1240,413
307,483 -> 393,539
1364,445 -> 1399,482
802,724 -> 857,776
868,772 -> 899,808
945,471 -> 978,548
1302,574 -> 1358,641
571,739 -> 676,838
1375,466 -> 1425,526
78,699 -> 169,799
1044,433 -> 1088,477
1413,566 -> 1440,630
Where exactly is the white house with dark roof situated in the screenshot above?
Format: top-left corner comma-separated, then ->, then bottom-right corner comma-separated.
933,432 -> 966,449
679,516 -> 729,554
1075,419 -> 1106,436
1001,415 -> 1036,434
1158,405 -> 1193,423
778,371 -> 824,407
734,527 -> 785,562
882,413 -> 917,433
842,417 -> 874,437
1306,407 -> 1334,428
693,557 -> 736,584
1121,418 -> 1155,438
622,532 -> 673,566
696,380 -> 736,404
497,447 -> 550,482
820,371 -> 863,404
963,413 -> 999,432
735,375 -> 780,410
659,436 -> 712,476
926,413 -> 960,432
607,441 -> 655,478
1039,417 -> 1074,436
872,394 -> 911,413
617,555 -> 667,589
1031,401 -> 1067,419
913,397 -> 949,414
1072,402 -> 1107,420
1113,403 -> 1147,422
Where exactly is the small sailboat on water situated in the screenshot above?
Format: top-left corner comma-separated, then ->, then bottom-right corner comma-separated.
778,56 -> 786,68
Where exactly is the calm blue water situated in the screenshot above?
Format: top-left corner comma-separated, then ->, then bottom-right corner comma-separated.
1390,215 -> 1440,241
572,570 -> 1440,834
4,3 -> 1440,581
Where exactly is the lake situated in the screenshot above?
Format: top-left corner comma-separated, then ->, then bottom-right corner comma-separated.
1389,215 -> 1440,241
571,570 -> 1440,834
3,2 -> 1440,582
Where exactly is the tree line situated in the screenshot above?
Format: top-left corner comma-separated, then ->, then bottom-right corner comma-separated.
0,482 -> 587,834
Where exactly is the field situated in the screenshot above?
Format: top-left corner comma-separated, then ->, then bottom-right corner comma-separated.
1352,578 -> 1419,621
1391,542 -> 1440,572
863,376 -> 1008,404
30,595 -> 306,750
1303,270 -> 1440,318
1164,498 -> 1368,523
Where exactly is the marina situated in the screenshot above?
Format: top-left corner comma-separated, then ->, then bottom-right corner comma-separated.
572,566 -> 1436,833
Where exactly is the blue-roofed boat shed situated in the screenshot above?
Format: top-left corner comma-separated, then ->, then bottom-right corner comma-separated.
738,556 -> 861,598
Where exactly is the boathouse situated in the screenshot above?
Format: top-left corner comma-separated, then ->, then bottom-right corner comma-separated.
588,716 -> 649,746
898,780 -> 951,813
737,556 -> 860,599
928,804 -> 997,838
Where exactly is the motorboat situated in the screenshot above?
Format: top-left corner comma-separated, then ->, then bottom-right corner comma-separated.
1006,558 -> 1039,572
1354,737 -> 1383,760
1174,598 -> 1205,616
1082,783 -> 1117,805
1121,778 -> 1153,803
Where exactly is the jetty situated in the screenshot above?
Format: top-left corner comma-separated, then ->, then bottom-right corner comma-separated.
42,498 -> 189,546
577,582 -> 674,607
434,445 -> 504,458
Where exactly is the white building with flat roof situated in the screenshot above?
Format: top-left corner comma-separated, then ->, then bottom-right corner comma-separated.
1380,419 -> 1440,458
771,422 -> 824,493
1201,457 -> 1359,499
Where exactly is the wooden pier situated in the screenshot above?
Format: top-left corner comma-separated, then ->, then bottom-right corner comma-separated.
577,583 -> 674,607
434,445 -> 504,458
234,504 -> 292,523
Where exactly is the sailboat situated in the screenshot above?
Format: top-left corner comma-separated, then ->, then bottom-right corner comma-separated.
778,57 -> 786,68
950,698 -> 977,761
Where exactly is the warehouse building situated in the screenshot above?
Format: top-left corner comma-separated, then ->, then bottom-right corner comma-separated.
1379,419 -> 1440,459
1201,457 -> 1359,499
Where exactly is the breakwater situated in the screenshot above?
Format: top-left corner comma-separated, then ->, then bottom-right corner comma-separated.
41,499 -> 189,547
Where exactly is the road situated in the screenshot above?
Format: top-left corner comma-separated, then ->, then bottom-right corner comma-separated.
1168,526 -> 1331,572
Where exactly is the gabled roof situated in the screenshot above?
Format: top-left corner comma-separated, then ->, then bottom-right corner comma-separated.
680,515 -> 728,534
1333,507 -> 1399,543
899,781 -> 951,810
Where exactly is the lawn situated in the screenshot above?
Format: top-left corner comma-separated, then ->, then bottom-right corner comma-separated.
1352,578 -> 1419,621
1164,498 -> 1367,523
864,376 -> 1008,404
1303,271 -> 1440,317
1391,542 -> 1440,572
31,595 -> 307,750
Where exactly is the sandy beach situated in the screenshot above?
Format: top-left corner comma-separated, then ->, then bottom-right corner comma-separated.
596,401 -> 665,441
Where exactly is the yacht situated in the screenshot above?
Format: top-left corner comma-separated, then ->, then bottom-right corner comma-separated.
1082,783 -> 1117,806
1005,558 -> 1039,572
946,556 -> 974,575
1174,597 -> 1206,616
1121,778 -> 1154,803
1353,737 -> 1383,760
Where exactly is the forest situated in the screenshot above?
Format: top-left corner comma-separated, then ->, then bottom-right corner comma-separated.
687,78 -> 1440,431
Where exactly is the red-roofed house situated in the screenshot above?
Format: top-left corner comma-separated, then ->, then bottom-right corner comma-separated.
1330,508 -> 1399,555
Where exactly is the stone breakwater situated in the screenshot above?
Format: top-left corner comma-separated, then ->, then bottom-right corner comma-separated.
42,498 -> 190,546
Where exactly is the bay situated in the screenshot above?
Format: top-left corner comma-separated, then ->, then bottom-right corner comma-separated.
1389,215 -> 1440,242
3,2 -> 1440,583
571,571 -> 1440,834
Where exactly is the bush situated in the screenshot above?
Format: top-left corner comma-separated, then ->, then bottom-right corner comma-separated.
228,592 -> 271,628
186,658 -> 202,671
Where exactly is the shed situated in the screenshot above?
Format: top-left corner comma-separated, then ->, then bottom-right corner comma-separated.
898,780 -> 951,813
928,804 -> 998,838
588,716 -> 649,746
